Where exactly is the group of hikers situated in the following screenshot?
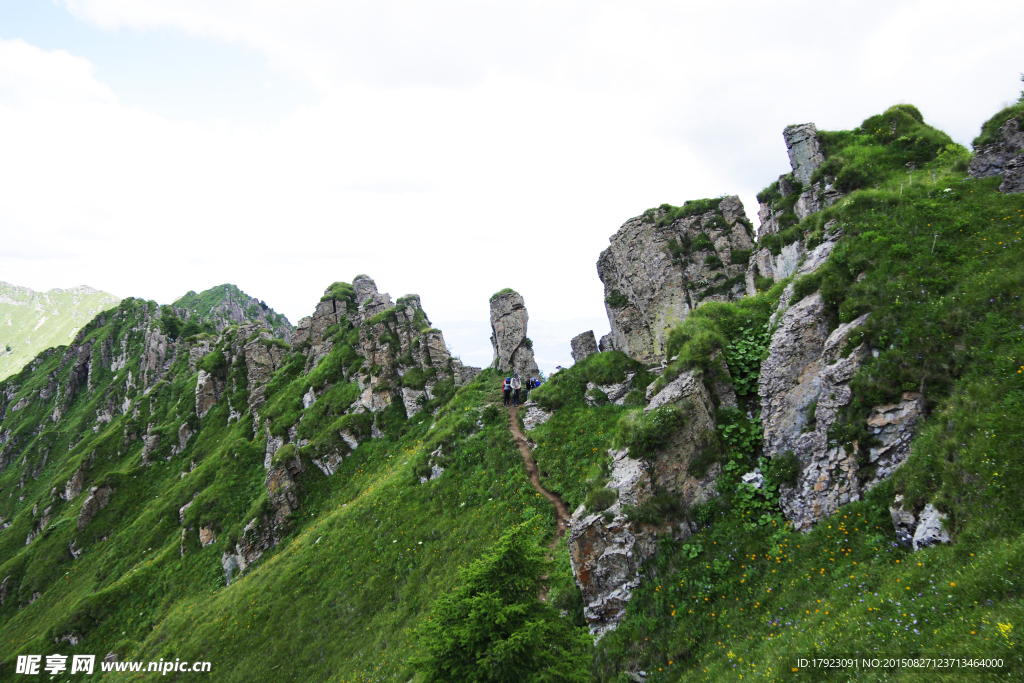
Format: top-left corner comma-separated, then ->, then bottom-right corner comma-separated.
502,373 -> 541,407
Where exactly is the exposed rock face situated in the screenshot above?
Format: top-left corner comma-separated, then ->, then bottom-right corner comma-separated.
597,196 -> 754,364
568,448 -> 659,637
598,333 -> 614,353
570,331 -> 599,363
760,292 -> 923,530
199,527 -> 216,547
63,468 -> 85,501
569,374 -> 717,636
522,403 -> 552,431
195,369 -> 223,419
489,291 -> 540,379
585,373 -> 634,406
969,118 -> 1024,183
644,371 -> 720,508
451,359 -> 482,387
1001,153 -> 1024,194
784,123 -> 826,184
77,485 -> 114,531
243,328 -> 288,421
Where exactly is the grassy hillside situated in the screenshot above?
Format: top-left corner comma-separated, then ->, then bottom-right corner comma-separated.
0,103 -> 1021,683
0,283 -> 119,381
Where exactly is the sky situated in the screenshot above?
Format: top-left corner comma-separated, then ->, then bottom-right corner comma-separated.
1,0 -> 1022,371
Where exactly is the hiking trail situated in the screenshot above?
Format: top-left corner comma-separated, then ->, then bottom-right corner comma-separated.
508,405 -> 571,547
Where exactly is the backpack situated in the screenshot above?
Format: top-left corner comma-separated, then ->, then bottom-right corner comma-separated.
503,377 -> 512,390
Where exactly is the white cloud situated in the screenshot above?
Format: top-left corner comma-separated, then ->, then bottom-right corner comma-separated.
3,0 -> 1024,365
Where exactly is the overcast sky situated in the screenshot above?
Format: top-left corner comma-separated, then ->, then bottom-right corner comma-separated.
1,0 -> 1022,369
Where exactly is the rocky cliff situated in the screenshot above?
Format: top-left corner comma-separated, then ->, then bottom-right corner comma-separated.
596,196 -> 755,364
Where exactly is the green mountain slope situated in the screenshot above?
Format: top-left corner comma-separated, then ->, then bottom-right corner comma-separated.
0,102 -> 1021,683
172,284 -> 292,341
0,283 -> 120,381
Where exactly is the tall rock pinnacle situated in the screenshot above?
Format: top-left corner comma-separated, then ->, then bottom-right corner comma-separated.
489,289 -> 540,379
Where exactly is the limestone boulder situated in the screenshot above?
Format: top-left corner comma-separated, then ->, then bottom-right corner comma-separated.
570,331 -> 599,363
912,504 -> 951,550
567,448 -> 659,637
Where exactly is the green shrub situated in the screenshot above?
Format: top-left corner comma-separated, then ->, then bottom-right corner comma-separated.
584,487 -> 617,513
413,520 -> 592,683
605,289 -> 629,308
730,249 -> 751,265
614,404 -> 688,460
691,232 -> 714,251
489,288 -> 519,302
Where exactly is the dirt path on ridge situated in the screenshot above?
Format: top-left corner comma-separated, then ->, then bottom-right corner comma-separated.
508,406 -> 571,548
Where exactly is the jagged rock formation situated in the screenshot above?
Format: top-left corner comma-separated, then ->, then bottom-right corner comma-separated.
745,124 -> 844,296
969,117 -> 1024,194
173,284 -> 292,342
567,369 -> 716,635
597,196 -> 754,364
759,291 -> 923,530
570,331 -> 599,363
489,290 -> 540,379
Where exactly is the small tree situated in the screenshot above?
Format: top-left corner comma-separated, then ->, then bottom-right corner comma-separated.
414,519 -> 592,683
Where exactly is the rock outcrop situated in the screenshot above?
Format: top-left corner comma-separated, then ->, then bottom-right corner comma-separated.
568,370 -> 717,636
77,485 -> 114,531
567,448 -> 657,637
745,123 -> 844,296
969,117 -> 1024,193
195,369 -> 223,419
570,331 -> 599,363
890,496 -> 951,550
597,196 -> 754,364
760,291 -> 923,530
489,290 -> 539,379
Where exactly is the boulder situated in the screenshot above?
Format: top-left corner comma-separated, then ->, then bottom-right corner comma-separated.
598,333 -> 615,353
570,331 -> 599,363
912,504 -> 950,550
489,290 -> 540,379
199,527 -> 216,547
889,494 -> 917,546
